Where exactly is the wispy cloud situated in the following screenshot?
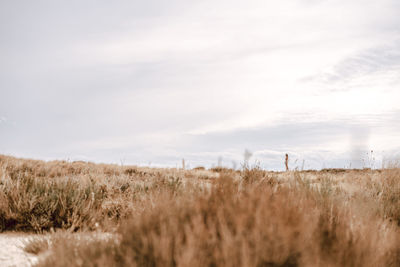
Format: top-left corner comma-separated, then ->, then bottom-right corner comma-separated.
302,40 -> 400,87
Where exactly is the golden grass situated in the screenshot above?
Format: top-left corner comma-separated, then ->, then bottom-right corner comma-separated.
1,155 -> 400,266
0,155 -> 212,232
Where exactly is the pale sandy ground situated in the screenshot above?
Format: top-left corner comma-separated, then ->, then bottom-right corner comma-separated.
0,233 -> 40,267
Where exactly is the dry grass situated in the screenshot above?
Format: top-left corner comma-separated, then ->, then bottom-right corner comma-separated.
1,155 -> 400,266
24,236 -> 50,255
0,155 -> 211,232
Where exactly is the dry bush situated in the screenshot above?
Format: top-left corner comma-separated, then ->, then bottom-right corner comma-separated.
2,155 -> 400,266
35,172 -> 400,267
210,167 -> 235,173
0,155 -> 201,232
362,168 -> 400,225
24,236 -> 51,255
0,171 -> 110,231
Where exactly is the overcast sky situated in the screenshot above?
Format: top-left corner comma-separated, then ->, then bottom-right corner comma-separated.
1,0 -> 399,170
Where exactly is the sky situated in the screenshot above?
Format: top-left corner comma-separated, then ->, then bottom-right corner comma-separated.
1,0 -> 400,170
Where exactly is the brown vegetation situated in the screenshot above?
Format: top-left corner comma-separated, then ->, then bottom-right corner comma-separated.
1,155 -> 400,266
0,155 -> 210,232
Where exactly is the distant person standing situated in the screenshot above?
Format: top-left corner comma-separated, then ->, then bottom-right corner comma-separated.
285,154 -> 289,171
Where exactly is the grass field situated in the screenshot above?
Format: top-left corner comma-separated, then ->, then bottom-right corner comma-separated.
1,154 -> 399,266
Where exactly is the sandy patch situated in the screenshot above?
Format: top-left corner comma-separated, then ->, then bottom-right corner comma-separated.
0,233 -> 40,267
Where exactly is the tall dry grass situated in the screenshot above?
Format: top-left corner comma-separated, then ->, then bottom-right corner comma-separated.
0,155 -> 207,232
2,155 -> 400,266
35,168 -> 400,266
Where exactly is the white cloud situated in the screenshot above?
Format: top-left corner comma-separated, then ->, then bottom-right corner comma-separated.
1,0 -> 399,168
